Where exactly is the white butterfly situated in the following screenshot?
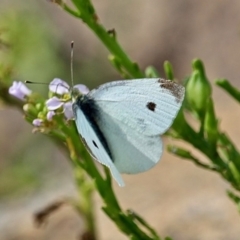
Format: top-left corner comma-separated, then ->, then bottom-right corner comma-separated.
72,78 -> 185,187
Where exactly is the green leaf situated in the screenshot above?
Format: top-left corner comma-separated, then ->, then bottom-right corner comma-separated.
227,190 -> 240,213
204,97 -> 218,150
145,66 -> 160,78
168,145 -> 218,171
216,78 -> 240,103
163,61 -> 174,80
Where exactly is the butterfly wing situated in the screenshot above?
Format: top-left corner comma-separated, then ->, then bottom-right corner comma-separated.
73,104 -> 125,187
94,110 -> 163,174
90,78 -> 185,136
89,78 -> 185,174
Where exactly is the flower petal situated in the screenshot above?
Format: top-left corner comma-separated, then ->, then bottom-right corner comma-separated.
63,102 -> 74,120
33,118 -> 43,127
49,78 -> 70,95
9,81 -> 32,101
74,84 -> 90,95
47,111 -> 55,121
46,97 -> 63,110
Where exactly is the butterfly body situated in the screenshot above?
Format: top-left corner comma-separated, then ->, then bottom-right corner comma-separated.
72,78 -> 185,186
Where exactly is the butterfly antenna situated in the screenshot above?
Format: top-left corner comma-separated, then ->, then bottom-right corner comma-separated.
71,41 -> 74,88
25,80 -> 48,85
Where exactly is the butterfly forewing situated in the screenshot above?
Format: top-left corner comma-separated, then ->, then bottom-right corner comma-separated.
90,78 -> 185,136
73,103 -> 125,186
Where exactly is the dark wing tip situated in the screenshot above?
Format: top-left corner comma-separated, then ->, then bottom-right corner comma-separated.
158,79 -> 185,103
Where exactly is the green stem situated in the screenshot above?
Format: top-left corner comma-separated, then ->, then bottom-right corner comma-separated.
85,21 -> 143,78
216,79 -> 240,103
172,115 -> 226,169
167,145 -> 218,172
61,1 -> 144,78
58,116 -> 159,239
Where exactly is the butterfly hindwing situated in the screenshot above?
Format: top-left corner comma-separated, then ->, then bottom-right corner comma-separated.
95,110 -> 163,174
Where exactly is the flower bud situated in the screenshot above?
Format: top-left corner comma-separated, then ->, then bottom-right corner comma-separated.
32,118 -> 43,127
163,61 -> 174,80
23,103 -> 38,115
186,59 -> 212,119
47,111 -> 55,121
9,81 -> 32,101
145,66 -> 159,78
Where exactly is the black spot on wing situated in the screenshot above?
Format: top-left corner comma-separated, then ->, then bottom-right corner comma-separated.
81,137 -> 97,160
92,140 -> 98,148
73,95 -> 113,161
146,102 -> 156,111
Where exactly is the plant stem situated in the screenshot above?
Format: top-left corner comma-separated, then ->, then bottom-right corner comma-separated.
61,1 -> 144,78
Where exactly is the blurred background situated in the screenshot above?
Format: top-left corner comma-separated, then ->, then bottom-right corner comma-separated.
0,0 -> 240,239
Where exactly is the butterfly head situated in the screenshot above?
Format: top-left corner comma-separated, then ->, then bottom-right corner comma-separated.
70,84 -> 90,102
71,87 -> 82,103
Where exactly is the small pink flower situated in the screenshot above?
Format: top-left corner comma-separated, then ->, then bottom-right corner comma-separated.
9,81 -> 32,101
49,78 -> 69,95
63,102 -> 74,120
46,79 -> 89,120
49,78 -> 89,95
74,84 -> 90,95
33,119 -> 43,127
46,97 -> 63,110
47,111 -> 55,121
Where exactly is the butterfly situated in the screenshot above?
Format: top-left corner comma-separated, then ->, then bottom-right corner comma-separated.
71,78 -> 185,187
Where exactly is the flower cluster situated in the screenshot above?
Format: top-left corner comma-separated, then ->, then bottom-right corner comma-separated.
9,78 -> 89,127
